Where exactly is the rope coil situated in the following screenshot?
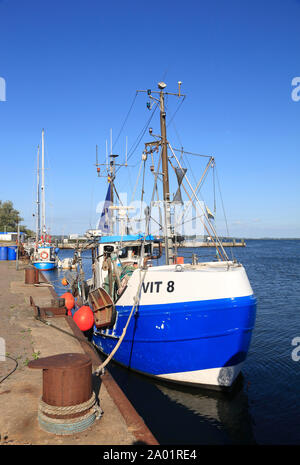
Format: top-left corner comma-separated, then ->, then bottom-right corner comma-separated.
38,410 -> 98,435
39,391 -> 97,415
37,392 -> 103,435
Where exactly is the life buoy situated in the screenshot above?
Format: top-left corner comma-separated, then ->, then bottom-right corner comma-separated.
41,251 -> 48,259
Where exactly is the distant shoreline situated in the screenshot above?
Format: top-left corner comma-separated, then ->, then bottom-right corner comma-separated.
243,237 -> 300,240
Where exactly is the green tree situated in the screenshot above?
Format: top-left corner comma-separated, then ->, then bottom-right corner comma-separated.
0,201 -> 35,237
0,201 -> 23,232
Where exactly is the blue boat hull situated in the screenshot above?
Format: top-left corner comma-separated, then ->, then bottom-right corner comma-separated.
93,295 -> 256,387
33,262 -> 56,270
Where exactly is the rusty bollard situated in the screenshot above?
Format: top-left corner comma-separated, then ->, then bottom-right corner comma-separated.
28,353 -> 102,435
25,266 -> 39,285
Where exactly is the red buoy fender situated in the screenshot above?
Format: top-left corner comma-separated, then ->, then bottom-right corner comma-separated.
73,306 -> 94,332
60,292 -> 75,311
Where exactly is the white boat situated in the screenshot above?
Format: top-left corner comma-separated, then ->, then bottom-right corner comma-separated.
77,82 -> 257,389
57,257 -> 76,270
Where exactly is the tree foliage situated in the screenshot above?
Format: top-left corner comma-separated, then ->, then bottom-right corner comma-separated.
0,200 -> 34,236
0,201 -> 23,231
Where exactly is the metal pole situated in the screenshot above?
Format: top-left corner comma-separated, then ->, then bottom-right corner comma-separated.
41,129 -> 46,235
159,90 -> 173,265
109,156 -> 115,235
36,145 -> 40,242
16,221 -> 20,270
106,140 -> 108,169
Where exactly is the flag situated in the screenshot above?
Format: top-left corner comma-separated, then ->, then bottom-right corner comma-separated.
205,205 -> 214,219
97,184 -> 112,233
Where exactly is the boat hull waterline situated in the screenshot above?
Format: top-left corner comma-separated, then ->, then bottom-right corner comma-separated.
92,262 -> 256,388
32,261 -> 56,270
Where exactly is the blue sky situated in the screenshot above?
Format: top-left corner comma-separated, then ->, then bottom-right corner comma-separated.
0,0 -> 299,238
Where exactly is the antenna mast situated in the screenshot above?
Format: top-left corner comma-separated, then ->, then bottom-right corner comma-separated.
36,145 -> 40,242
158,83 -> 173,265
138,81 -> 185,265
41,128 -> 46,235
94,136 -> 132,235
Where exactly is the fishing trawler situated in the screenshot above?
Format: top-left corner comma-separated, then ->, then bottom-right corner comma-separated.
79,82 -> 257,389
31,129 -> 58,270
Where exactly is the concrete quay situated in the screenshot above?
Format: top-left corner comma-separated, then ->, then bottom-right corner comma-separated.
0,260 -> 158,445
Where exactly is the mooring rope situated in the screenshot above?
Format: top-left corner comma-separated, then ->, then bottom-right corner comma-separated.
37,391 -> 103,435
93,265 -> 148,376
39,391 -> 99,416
38,408 -> 99,435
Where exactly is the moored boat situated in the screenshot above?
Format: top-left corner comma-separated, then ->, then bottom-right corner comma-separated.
31,129 -> 58,270
76,82 -> 257,389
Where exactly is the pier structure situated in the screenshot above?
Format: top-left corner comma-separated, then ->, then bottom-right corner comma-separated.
0,260 -> 157,445
179,239 -> 246,248
56,239 -> 246,249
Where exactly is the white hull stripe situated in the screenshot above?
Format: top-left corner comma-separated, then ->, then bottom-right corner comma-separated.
155,362 -> 244,387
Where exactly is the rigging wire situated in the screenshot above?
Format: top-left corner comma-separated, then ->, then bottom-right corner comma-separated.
167,95 -> 186,128
168,143 -> 229,261
183,151 -> 199,187
172,156 -> 213,232
139,159 -> 147,224
130,160 -> 144,204
215,165 -> 235,261
171,119 -> 184,153
172,148 -> 212,158
213,161 -> 216,217
112,91 -> 138,151
115,104 -> 158,176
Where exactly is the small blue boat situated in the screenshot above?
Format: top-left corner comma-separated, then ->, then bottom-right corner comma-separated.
32,245 -> 57,270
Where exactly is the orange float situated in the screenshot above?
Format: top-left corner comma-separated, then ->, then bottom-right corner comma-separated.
60,292 -> 75,311
73,306 -> 94,332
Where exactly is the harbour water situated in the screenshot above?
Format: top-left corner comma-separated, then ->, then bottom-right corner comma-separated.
43,239 -> 300,445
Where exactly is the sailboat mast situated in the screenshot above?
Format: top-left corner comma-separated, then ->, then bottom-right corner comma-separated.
41,128 -> 46,235
36,145 -> 40,242
159,88 -> 174,265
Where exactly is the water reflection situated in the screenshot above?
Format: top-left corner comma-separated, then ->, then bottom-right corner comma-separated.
156,377 -> 256,444
107,360 -> 256,445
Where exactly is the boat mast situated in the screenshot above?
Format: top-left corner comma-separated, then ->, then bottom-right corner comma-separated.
109,154 -> 118,235
138,82 -> 185,265
41,128 -> 46,236
95,142 -> 124,236
159,83 -> 173,265
36,145 -> 40,242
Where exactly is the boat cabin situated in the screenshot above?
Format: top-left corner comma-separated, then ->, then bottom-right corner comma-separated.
91,234 -> 162,299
